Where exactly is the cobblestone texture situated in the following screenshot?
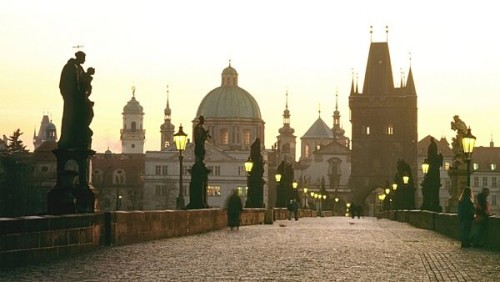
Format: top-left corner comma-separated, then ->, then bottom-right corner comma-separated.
1,217 -> 499,281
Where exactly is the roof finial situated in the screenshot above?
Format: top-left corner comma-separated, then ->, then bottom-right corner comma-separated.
370,25 -> 373,42
72,45 -> 84,51
336,88 -> 339,111
285,89 -> 289,110
318,103 -> 321,117
355,72 -> 359,94
166,84 -> 170,106
131,85 -> 136,97
386,25 -> 389,42
409,52 -> 412,67
229,59 -> 231,67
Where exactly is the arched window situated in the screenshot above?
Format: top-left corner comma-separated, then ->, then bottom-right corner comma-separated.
243,129 -> 251,146
305,144 -> 310,158
131,122 -> 137,131
113,169 -> 127,185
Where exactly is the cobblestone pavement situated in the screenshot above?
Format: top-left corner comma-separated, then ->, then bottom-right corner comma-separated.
1,217 -> 500,281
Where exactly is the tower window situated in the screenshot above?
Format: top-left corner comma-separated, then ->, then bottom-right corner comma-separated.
386,125 -> 394,135
362,126 -> 370,135
305,144 -> 310,158
131,122 -> 137,131
220,129 -> 229,145
243,129 -> 251,146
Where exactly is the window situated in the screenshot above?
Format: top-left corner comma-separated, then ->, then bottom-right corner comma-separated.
113,169 -> 126,185
492,177 -> 497,187
155,185 -> 167,196
305,144 -> 310,158
473,163 -> 479,170
362,126 -> 370,135
492,195 -> 497,206
444,162 -> 450,171
214,166 -> 221,176
386,125 -> 394,135
482,177 -> 488,187
131,121 -> 137,131
473,176 -> 479,187
237,186 -> 247,197
220,129 -> 229,145
243,129 -> 251,146
155,165 -> 168,176
207,185 -> 221,197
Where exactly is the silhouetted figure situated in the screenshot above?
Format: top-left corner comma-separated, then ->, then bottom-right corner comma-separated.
58,51 -> 94,150
472,188 -> 491,248
458,187 -> 475,248
288,199 -> 299,220
226,189 -> 243,230
194,115 -> 210,162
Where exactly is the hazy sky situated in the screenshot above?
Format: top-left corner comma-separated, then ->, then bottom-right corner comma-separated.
1,1 -> 499,154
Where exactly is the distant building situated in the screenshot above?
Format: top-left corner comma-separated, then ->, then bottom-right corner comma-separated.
121,87 -> 146,154
349,37 -> 418,207
33,114 -> 57,150
143,63 -> 267,209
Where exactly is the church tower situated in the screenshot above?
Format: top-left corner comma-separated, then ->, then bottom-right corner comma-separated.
121,86 -> 145,154
160,86 -> 175,151
33,114 -> 57,150
276,91 -> 297,162
349,30 -> 418,204
332,91 -> 350,149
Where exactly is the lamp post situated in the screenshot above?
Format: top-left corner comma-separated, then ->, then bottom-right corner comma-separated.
378,194 -> 386,214
384,187 -> 391,210
292,180 -> 298,202
174,125 -> 188,210
462,127 -> 476,187
346,202 -> 351,217
334,197 -> 339,216
303,187 -> 308,209
244,157 -> 253,207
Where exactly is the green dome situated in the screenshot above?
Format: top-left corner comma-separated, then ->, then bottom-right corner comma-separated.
196,86 -> 261,119
196,63 -> 261,119
123,96 -> 143,113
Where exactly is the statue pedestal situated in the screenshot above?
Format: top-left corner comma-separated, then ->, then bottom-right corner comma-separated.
48,149 -> 96,214
185,162 -> 210,209
447,167 -> 468,213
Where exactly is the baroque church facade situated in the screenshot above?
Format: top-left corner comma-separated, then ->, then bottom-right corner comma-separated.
143,63 -> 268,209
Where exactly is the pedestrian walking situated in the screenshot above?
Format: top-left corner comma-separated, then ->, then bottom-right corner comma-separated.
457,187 -> 475,248
226,189 -> 243,230
288,199 -> 299,220
471,187 -> 491,247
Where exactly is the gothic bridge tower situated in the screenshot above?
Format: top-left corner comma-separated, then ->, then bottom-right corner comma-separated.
349,33 -> 418,205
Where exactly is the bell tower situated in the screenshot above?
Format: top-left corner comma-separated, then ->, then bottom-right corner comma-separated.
121,86 -> 145,154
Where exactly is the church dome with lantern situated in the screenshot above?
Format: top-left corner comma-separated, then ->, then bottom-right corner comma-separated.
194,63 -> 264,151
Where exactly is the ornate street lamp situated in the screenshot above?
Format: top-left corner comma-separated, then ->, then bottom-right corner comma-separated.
462,127 -> 476,187
244,157 -> 253,207
275,173 -> 282,182
403,175 -> 410,185
244,158 -> 253,175
174,125 -> 188,209
303,187 -> 308,209
421,158 -> 429,174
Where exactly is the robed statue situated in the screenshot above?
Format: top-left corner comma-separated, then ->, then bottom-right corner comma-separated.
194,115 -> 210,162
58,51 -> 95,150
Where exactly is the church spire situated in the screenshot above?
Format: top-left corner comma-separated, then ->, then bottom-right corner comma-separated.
406,54 -> 416,96
160,85 -> 175,150
283,90 -> 290,126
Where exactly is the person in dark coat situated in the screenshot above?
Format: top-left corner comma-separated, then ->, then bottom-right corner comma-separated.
472,187 -> 491,247
457,187 -> 475,248
226,189 -> 243,230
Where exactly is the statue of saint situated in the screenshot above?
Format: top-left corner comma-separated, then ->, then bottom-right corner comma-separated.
58,51 -> 95,150
450,115 -> 468,167
194,116 -> 210,162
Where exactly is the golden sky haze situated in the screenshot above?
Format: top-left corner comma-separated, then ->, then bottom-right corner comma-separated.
1,0 -> 499,155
